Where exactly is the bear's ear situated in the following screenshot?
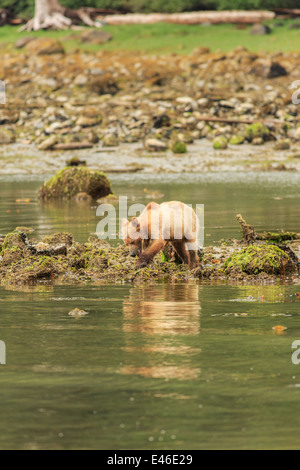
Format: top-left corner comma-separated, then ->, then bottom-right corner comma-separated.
131,217 -> 140,232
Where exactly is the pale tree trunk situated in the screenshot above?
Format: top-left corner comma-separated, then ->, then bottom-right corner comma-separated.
20,0 -> 102,31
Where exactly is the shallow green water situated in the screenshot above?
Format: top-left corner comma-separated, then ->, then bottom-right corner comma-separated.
1,172 -> 300,244
1,172 -> 300,450
1,283 -> 300,450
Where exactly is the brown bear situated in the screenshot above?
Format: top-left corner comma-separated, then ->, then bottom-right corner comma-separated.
122,201 -> 199,269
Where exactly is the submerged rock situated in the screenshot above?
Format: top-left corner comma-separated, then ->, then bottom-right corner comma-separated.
38,167 -> 113,200
68,308 -> 89,317
73,192 -> 93,202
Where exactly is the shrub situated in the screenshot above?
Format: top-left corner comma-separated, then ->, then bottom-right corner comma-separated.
4,0 -> 300,19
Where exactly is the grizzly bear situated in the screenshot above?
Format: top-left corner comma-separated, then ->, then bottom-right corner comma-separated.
122,201 -> 199,269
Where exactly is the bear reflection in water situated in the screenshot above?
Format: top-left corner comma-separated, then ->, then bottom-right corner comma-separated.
121,284 -> 201,380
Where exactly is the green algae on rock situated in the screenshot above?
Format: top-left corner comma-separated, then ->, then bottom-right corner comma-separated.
245,123 -> 270,142
1,231 -> 27,254
0,231 -> 193,285
213,137 -> 228,150
224,245 -> 295,276
38,167 -> 113,200
0,227 -> 299,286
229,135 -> 245,145
171,141 -> 187,154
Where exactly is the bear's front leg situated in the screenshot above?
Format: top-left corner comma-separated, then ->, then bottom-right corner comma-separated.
136,240 -> 166,268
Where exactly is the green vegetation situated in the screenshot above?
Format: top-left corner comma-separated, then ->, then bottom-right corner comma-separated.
38,167 -> 112,200
230,135 -> 245,145
245,122 -> 270,142
171,141 -> 187,154
213,137 -> 228,150
2,0 -> 300,18
2,20 -> 300,54
224,245 -> 293,275
1,231 -> 26,255
260,232 -> 298,243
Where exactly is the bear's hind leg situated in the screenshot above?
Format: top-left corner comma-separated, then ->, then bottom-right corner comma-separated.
171,241 -> 189,265
188,249 -> 199,270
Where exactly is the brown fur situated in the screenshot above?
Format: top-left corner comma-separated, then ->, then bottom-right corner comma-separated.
122,201 -> 199,269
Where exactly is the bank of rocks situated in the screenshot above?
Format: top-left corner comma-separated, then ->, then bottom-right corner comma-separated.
0,228 -> 299,286
1,47 -> 300,156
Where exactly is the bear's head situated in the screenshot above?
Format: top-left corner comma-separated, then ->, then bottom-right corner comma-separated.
122,217 -> 142,257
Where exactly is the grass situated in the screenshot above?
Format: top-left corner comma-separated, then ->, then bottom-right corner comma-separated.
1,19 -> 300,54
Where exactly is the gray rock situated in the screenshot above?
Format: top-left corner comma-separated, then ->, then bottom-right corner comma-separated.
77,115 -> 101,127
38,135 -> 58,151
102,134 -> 119,147
145,138 -> 168,152
68,308 -> 89,317
80,30 -> 113,45
250,61 -> 288,79
289,23 -> 300,30
15,37 -> 35,49
74,74 -> 88,86
250,24 -> 271,35
0,128 -> 15,144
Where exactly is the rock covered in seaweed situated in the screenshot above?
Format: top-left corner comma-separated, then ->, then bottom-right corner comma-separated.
38,167 -> 113,200
224,245 -> 297,276
0,227 -> 299,286
245,123 -> 270,143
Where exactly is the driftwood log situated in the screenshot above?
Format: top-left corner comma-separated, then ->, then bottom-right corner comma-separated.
102,11 -> 275,26
197,116 -> 284,127
271,8 -> 300,18
236,214 -> 300,245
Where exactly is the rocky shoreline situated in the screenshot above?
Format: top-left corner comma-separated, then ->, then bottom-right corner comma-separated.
1,225 -> 300,287
1,43 -> 300,286
1,42 -> 300,175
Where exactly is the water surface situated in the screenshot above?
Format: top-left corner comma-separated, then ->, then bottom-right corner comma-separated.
1,172 -> 300,244
1,172 -> 300,450
1,283 -> 300,450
